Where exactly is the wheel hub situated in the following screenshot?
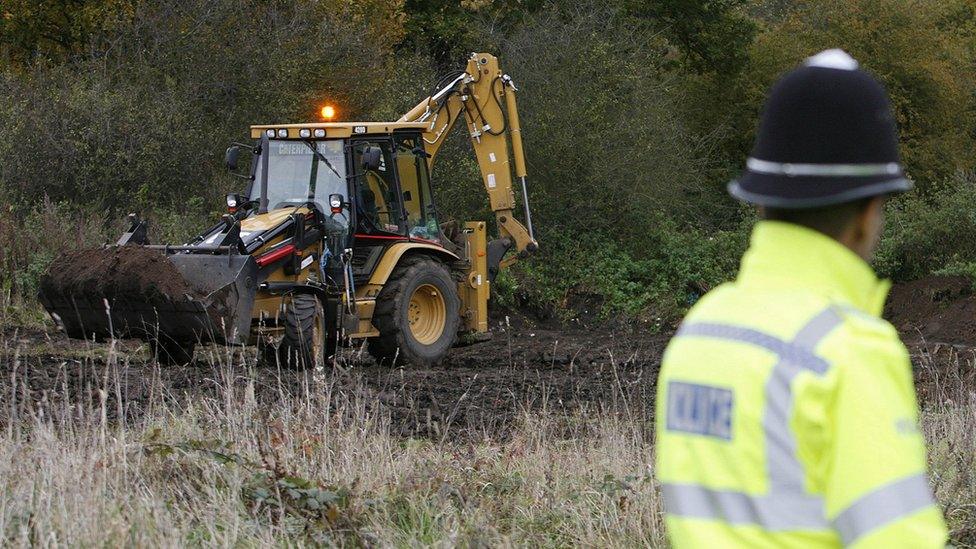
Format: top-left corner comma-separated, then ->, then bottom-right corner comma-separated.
407,284 -> 447,345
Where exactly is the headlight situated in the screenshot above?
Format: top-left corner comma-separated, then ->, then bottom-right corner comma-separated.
265,129 -> 275,138
277,129 -> 288,138
313,129 -> 326,138
299,129 -> 311,138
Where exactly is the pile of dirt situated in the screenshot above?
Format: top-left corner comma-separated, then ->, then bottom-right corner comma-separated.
39,246 -> 195,303
885,275 -> 976,344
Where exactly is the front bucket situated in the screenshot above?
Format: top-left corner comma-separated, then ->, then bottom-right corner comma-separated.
39,249 -> 258,346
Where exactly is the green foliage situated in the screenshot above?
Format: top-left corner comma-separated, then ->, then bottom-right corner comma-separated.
501,217 -> 748,324
400,0 -> 545,66
3,0 -> 976,319
689,0 -> 976,191
0,0 -> 133,68
625,0 -> 758,74
498,6 -> 726,239
0,200 -> 110,298
0,0 -> 406,214
875,173 -> 976,282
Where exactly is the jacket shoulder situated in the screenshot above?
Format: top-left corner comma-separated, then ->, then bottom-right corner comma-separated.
831,304 -> 901,343
820,304 -> 910,377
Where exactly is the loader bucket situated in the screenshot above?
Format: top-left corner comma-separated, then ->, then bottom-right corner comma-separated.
39,248 -> 258,346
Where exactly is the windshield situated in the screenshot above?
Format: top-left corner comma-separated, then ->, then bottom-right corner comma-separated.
252,139 -> 347,220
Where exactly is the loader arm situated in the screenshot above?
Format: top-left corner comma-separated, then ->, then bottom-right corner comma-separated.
398,53 -> 538,266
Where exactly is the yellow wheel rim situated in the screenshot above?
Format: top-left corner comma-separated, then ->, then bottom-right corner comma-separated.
407,284 -> 446,345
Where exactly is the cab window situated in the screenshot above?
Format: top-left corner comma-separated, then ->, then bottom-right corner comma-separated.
352,140 -> 402,234
253,139 -> 347,220
395,136 -> 438,241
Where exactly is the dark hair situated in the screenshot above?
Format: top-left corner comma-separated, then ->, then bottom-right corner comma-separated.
761,198 -> 874,240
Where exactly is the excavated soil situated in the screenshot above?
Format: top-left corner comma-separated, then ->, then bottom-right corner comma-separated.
39,246 -> 196,302
885,275 -> 976,344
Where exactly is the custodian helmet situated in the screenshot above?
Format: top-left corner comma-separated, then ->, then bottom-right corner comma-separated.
729,49 -> 912,208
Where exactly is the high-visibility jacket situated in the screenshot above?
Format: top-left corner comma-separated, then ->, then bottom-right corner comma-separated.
655,221 -> 947,548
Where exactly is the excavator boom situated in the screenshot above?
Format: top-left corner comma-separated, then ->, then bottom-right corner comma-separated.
399,53 -> 538,267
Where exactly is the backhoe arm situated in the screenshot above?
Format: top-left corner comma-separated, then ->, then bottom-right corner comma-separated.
399,53 -> 538,268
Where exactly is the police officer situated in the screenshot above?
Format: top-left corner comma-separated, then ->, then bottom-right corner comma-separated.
655,49 -> 948,547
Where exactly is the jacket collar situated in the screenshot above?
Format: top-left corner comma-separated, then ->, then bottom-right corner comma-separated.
737,220 -> 890,316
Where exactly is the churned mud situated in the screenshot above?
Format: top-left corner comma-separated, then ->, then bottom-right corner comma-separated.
5,275 -> 975,438
885,275 -> 976,345
0,309 -> 668,438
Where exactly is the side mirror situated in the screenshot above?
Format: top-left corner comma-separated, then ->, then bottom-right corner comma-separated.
225,145 -> 241,171
361,146 -> 382,171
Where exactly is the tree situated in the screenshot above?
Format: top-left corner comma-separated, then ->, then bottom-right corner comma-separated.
400,0 -> 545,68
0,0 -> 132,68
624,0 -> 757,75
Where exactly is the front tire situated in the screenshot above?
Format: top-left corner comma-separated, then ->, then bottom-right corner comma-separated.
368,256 -> 460,367
270,294 -> 326,369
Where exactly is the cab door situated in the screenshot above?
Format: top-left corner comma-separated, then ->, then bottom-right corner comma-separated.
349,138 -> 403,284
351,138 -> 403,236
393,134 -> 439,242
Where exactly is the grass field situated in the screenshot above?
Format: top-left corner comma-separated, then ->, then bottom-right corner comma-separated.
0,311 -> 973,546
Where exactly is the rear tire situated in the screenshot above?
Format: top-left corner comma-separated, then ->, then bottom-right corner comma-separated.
368,256 -> 460,367
150,338 -> 196,366
274,294 -> 325,369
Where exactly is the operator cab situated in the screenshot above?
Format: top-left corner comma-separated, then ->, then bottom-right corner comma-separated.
243,122 -> 442,245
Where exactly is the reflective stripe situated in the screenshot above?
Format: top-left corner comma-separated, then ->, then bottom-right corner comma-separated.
668,308 -> 844,530
676,323 -> 829,374
662,484 -> 827,531
746,157 -> 901,178
766,308 -> 842,491
832,473 -> 935,546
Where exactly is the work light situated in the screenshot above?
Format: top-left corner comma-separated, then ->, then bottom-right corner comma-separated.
299,129 -> 311,138
329,194 -> 343,214
276,129 -> 287,138
314,129 -> 326,138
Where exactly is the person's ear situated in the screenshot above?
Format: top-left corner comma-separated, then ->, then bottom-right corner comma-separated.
864,196 -> 886,228
853,195 -> 887,259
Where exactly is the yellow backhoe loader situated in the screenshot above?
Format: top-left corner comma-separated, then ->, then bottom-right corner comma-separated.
39,53 -> 538,367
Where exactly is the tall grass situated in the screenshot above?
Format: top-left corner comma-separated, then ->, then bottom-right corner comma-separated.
0,338 -> 667,546
916,345 -> 976,545
0,332 -> 972,546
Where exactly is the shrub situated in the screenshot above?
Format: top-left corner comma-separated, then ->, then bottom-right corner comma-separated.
0,0 -> 406,215
498,216 -> 749,326
875,173 -> 976,281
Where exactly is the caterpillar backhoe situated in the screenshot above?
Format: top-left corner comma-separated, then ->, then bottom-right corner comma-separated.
39,53 -> 538,367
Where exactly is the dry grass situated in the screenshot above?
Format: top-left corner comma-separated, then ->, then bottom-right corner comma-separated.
0,331 -> 972,547
0,339 -> 667,547
917,346 -> 976,546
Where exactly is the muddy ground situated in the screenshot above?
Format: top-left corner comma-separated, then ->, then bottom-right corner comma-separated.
1,307 -> 666,438
3,275 -> 976,438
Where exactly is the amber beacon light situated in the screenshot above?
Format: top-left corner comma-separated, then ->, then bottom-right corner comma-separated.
320,105 -> 336,120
